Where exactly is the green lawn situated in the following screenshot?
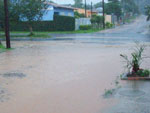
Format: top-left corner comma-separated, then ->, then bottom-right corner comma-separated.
0,44 -> 7,53
0,32 -> 50,38
0,43 -> 13,53
44,29 -> 102,34
0,29 -> 102,38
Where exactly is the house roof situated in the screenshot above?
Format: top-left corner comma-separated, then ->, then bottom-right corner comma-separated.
46,2 -> 75,10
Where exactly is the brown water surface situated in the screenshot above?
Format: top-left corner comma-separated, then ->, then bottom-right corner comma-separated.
0,41 -> 150,113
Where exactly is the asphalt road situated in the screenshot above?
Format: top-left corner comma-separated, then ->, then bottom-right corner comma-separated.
50,15 -> 150,45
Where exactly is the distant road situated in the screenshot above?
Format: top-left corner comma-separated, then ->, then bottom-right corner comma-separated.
50,15 -> 150,45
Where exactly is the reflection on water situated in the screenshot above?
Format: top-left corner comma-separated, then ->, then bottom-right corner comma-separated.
132,80 -> 139,91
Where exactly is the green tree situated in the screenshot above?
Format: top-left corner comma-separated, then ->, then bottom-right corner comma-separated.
0,0 -> 4,44
105,0 -> 122,21
121,0 -> 139,14
73,0 -> 83,8
19,0 -> 48,35
0,0 -> 4,32
9,0 -> 22,21
94,2 -> 102,8
0,0 -> 22,30
74,11 -> 85,18
0,0 -> 4,23
90,14 -> 104,28
145,6 -> 150,21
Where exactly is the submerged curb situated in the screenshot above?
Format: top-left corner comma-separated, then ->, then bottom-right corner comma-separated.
121,73 -> 150,80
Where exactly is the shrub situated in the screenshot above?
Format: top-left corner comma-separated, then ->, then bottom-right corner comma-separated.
90,15 -> 104,28
137,69 -> 150,77
79,25 -> 92,30
106,22 -> 113,28
54,15 -> 75,31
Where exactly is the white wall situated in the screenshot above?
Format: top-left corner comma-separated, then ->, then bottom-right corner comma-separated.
75,18 -> 91,30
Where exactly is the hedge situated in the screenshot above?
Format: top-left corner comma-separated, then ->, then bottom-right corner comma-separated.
105,22 -> 113,28
79,25 -> 92,30
0,15 -> 75,31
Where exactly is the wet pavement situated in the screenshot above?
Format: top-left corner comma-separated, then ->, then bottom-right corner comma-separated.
0,16 -> 150,113
104,81 -> 150,113
49,15 -> 150,45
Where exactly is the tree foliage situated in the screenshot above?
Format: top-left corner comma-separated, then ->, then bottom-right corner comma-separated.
90,14 -> 104,28
73,0 -> 83,8
145,6 -> 150,21
19,0 -> 48,22
0,0 -> 4,23
94,2 -> 102,8
74,11 -> 85,18
121,0 -> 139,14
0,0 -> 48,35
18,0 -> 48,35
0,0 -> 22,22
105,0 -> 122,20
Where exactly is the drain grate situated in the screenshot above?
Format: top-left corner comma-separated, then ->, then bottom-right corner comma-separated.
3,72 -> 26,78
119,89 -> 145,97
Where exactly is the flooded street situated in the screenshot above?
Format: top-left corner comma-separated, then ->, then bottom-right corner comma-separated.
0,16 -> 150,113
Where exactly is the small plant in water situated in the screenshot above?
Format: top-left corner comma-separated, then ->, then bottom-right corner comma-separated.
103,76 -> 121,98
104,89 -> 115,97
120,43 -> 150,77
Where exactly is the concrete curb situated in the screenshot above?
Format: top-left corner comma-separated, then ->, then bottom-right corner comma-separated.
121,73 -> 150,81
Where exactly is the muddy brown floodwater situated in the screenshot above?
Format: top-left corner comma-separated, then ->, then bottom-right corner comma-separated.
0,40 -> 150,113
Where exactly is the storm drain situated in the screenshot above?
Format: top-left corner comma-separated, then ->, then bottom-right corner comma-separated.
119,89 -> 145,97
3,72 -> 26,78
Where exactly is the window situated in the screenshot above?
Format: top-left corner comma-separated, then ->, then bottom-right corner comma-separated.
54,12 -> 59,15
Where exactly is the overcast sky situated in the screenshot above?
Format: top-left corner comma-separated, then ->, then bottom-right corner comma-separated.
52,0 -> 108,4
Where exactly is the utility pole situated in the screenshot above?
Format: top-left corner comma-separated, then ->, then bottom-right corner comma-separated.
102,0 -> 105,29
85,0 -> 87,17
91,2 -> 93,17
4,0 -> 11,48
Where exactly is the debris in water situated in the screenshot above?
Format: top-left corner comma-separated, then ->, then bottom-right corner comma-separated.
3,72 -> 26,78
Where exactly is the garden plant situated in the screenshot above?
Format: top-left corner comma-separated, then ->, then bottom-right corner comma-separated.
120,43 -> 150,77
